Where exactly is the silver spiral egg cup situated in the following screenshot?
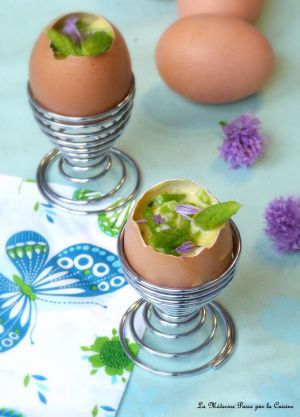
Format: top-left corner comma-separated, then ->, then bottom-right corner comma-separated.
28,77 -> 141,214
118,221 -> 241,377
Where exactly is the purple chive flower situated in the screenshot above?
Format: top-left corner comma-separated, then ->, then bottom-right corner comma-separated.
175,204 -> 200,221
219,113 -> 266,169
152,214 -> 166,224
264,196 -> 300,253
61,16 -> 82,45
176,241 -> 196,254
136,219 -> 147,224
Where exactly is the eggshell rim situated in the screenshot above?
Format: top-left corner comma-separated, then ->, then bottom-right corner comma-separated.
43,12 -> 116,61
130,178 -> 225,259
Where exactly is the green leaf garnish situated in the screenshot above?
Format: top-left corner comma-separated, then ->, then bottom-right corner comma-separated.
155,194 -> 186,204
142,207 -> 157,233
196,189 -> 213,205
76,20 -> 90,36
139,187 -> 239,255
150,225 -> 191,255
194,201 -> 241,230
46,29 -> 81,57
81,31 -> 113,56
46,16 -> 115,58
160,201 -> 177,218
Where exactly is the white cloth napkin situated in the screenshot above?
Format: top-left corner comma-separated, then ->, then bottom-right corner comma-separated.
0,174 -> 139,417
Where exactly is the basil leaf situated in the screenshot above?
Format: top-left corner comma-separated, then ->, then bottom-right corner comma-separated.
46,29 -> 81,57
194,201 -> 241,230
81,31 -> 113,56
76,20 -> 90,37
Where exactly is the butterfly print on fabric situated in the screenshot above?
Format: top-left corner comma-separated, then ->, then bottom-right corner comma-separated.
0,231 -> 126,353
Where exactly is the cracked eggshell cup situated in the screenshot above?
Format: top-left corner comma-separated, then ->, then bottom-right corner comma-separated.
123,180 -> 233,289
29,12 -> 132,117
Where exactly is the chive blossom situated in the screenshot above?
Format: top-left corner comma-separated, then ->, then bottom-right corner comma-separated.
153,214 -> 166,224
175,241 -> 196,254
175,204 -> 200,221
264,196 -> 300,253
219,113 -> 266,169
61,16 -> 82,45
136,219 -> 147,224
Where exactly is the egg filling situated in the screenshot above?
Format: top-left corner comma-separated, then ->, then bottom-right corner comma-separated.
46,13 -> 115,59
135,187 -> 240,257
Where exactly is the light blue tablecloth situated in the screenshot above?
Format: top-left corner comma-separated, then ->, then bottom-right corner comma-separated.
1,0 -> 300,416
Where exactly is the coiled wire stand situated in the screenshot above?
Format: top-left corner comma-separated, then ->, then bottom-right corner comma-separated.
118,221 -> 241,377
28,76 -> 141,214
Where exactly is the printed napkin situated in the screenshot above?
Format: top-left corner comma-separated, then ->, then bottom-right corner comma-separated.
0,174 -> 139,417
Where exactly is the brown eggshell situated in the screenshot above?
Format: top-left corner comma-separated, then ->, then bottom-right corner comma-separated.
123,180 -> 233,289
177,0 -> 265,23
29,13 -> 132,116
156,15 -> 275,104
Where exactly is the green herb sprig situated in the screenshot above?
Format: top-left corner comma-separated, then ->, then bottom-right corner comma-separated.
194,201 -> 241,230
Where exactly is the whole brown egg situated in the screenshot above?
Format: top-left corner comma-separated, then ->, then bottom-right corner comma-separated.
177,0 -> 265,23
29,12 -> 132,116
156,15 -> 275,104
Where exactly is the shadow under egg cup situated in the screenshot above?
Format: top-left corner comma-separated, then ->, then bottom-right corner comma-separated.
28,76 -> 141,215
117,221 -> 242,377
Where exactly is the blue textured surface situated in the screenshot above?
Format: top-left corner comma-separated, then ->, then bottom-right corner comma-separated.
1,0 -> 300,415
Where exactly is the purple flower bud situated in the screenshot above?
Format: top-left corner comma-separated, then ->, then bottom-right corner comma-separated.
136,219 -> 147,224
175,204 -> 200,221
264,196 -> 300,253
219,113 -> 266,169
153,214 -> 166,224
61,16 -> 82,45
176,241 -> 196,254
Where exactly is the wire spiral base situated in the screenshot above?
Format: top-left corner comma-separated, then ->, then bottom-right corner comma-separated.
28,76 -> 141,215
118,221 -> 241,377
119,299 -> 235,377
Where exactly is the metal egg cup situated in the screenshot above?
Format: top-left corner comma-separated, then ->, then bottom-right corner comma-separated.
118,221 -> 242,377
28,76 -> 141,215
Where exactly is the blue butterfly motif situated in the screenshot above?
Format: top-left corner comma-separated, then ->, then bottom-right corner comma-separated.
0,231 -> 127,353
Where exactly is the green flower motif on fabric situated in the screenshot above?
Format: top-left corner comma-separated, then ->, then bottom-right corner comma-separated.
98,200 -> 134,238
81,328 -> 138,377
73,189 -> 103,202
73,189 -> 134,238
